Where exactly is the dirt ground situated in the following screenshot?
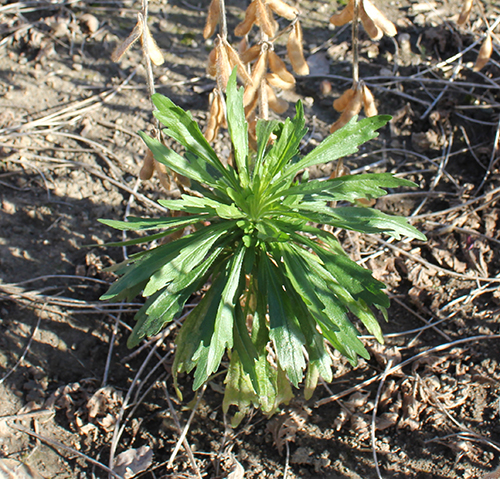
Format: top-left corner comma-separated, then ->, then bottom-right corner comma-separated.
1,0 -> 500,477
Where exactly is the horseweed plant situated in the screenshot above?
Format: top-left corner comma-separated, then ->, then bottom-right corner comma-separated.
99,71 -> 425,423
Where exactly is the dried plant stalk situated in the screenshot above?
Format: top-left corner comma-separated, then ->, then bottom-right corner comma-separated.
473,34 -> 493,72
287,22 -> 309,75
203,0 -> 220,39
235,1 -> 257,36
458,0 -> 474,26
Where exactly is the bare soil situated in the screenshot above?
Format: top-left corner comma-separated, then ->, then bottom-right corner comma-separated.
1,0 -> 500,478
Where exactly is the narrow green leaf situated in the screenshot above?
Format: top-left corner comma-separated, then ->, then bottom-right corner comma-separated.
226,69 -> 249,187
259,253 -> 306,387
281,115 -> 391,183
98,215 -> 209,231
139,132 -> 218,187
151,93 -> 238,187
143,222 -> 234,296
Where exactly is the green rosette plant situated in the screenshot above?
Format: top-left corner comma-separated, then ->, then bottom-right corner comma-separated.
99,70 -> 425,423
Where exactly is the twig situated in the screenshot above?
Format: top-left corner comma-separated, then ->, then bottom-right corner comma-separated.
168,383 -> 207,468
316,334 -> 500,407
8,424 -> 125,479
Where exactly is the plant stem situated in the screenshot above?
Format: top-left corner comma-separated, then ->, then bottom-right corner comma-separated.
352,0 -> 360,85
141,0 -> 156,99
219,0 -> 228,40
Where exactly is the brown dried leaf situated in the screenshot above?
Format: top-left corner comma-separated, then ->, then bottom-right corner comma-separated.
113,446 -> 153,479
267,408 -> 308,455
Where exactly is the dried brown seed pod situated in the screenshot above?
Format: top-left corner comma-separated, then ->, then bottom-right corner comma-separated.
203,0 -> 220,39
287,21 -> 309,76
215,36 -> 231,90
235,1 -> 257,36
333,88 -> 355,112
204,91 -> 223,142
458,0 -> 474,26
330,0 -> 354,27
359,2 -> 382,41
111,19 -> 142,62
362,84 -> 378,117
244,89 -> 260,119
240,43 -> 262,64
225,41 -> 253,85
266,0 -> 298,20
255,0 -> 276,37
266,72 -> 295,90
243,48 -> 268,106
265,81 -> 289,114
139,148 -> 155,180
473,34 -> 492,72
362,0 -> 397,37
330,86 -> 363,133
207,47 -> 218,77
142,21 -> 164,66
268,50 -> 295,84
